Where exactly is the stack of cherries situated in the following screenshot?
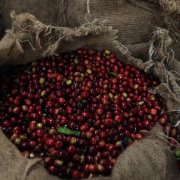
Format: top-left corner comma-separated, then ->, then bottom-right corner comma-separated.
0,48 -> 176,179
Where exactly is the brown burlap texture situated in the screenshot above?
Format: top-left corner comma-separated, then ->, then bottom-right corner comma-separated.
0,0 -> 179,58
0,12 -> 179,180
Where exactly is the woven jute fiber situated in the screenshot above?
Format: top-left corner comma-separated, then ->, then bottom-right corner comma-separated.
0,0 -> 179,58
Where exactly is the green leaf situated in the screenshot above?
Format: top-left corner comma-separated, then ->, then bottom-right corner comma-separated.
77,102 -> 84,108
128,138 -> 133,143
119,132 -> 124,136
109,72 -> 118,77
176,150 -> 180,158
57,127 -> 80,136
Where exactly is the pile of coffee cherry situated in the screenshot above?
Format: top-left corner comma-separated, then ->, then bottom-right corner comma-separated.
0,48 -> 177,179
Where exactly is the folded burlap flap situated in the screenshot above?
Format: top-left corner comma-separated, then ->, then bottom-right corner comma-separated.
0,0 -> 179,59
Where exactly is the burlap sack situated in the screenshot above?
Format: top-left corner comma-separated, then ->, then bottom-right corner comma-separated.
0,0 -> 65,27
0,12 -> 180,180
0,0 -> 179,58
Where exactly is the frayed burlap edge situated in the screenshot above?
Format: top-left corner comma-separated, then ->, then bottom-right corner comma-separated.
0,12 -> 122,65
159,0 -> 180,14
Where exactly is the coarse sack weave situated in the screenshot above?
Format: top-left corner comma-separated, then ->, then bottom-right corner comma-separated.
0,13 -> 180,180
0,0 -> 180,58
